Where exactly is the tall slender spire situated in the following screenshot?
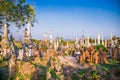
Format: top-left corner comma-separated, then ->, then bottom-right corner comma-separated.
49,30 -> 53,44
27,21 -> 31,39
97,34 -> 100,45
75,36 -> 78,45
95,35 -> 96,46
56,38 -> 59,47
102,34 -> 104,45
87,35 -> 90,46
23,20 -> 32,43
43,32 -> 47,42
67,41 -> 69,48
110,32 -> 112,40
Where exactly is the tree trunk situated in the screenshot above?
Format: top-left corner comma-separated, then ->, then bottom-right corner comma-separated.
2,23 -> 8,43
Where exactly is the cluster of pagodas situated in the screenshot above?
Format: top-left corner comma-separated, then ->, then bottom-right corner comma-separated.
1,17 -> 118,50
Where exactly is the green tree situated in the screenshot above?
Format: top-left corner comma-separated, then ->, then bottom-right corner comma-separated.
0,0 -> 35,42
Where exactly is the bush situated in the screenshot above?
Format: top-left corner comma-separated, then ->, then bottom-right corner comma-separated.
31,39 -> 39,46
90,70 -> 100,80
95,44 -> 107,51
14,41 -> 21,49
77,69 -> 86,75
108,59 -> 120,65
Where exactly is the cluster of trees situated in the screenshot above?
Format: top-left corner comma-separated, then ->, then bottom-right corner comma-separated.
0,0 -> 35,42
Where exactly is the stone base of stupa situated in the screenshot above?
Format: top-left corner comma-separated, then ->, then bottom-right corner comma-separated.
1,37 -> 9,43
23,37 -> 32,44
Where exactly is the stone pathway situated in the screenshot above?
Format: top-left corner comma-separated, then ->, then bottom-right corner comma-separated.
58,56 -> 85,69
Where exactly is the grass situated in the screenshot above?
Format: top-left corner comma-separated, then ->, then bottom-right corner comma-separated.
32,63 -> 37,67
14,41 -> 21,49
39,74 -> 46,80
14,72 -> 24,80
71,73 -> 80,80
96,59 -> 120,80
39,66 -> 47,80
97,59 -> 120,71
90,70 -> 100,80
49,68 -> 60,79
0,66 -> 9,80
108,59 -> 120,65
0,60 -> 9,80
0,61 -> 8,67
40,66 -> 46,72
77,69 -> 86,75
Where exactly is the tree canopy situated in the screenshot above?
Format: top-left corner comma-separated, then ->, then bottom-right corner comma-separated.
0,0 -> 35,28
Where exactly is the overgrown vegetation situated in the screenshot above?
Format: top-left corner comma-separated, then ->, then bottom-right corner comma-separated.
31,39 -> 40,46
0,58 -> 9,80
95,44 -> 107,51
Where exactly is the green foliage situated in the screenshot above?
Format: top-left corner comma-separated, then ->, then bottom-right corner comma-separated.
32,63 -> 37,67
91,70 -> 97,80
49,68 -> 55,77
27,74 -> 33,80
29,61 -> 38,67
40,66 -> 46,80
0,64 -> 8,80
14,72 -> 24,80
0,60 -> 7,67
0,0 -> 35,28
82,45 -> 86,49
61,39 -> 67,46
98,63 -> 118,71
108,59 -> 120,65
95,45 -> 99,51
32,39 -> 39,46
25,5 -> 35,16
48,68 -> 60,79
14,41 -> 21,49
77,69 -> 86,79
50,70 -> 56,77
39,74 -> 46,80
90,70 -> 100,80
101,66 -> 110,72
77,69 -> 86,75
95,44 -> 107,51
71,73 -> 80,80
99,64 -> 112,70
39,65 -> 46,73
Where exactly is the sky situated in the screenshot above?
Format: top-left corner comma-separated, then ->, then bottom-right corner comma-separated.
11,0 -> 120,40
